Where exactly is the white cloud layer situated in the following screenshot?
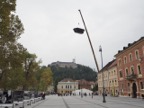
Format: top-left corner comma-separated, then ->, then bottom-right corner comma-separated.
16,0 -> 144,70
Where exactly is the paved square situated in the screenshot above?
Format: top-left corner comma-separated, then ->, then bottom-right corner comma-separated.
28,95 -> 144,108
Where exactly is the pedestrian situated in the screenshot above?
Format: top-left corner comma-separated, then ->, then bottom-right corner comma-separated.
42,92 -> 45,99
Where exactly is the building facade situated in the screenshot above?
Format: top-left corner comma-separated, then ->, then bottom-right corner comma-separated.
98,60 -> 114,95
76,79 -> 95,90
57,78 -> 95,95
107,60 -> 119,96
57,78 -> 78,95
115,37 -> 144,98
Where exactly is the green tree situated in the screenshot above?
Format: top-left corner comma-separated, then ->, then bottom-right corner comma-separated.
0,0 -> 16,37
22,51 -> 40,90
92,84 -> 98,92
0,0 -> 25,90
5,67 -> 25,90
39,67 -> 53,91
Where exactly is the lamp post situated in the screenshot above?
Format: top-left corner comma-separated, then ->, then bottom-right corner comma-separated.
73,10 -> 106,102
99,45 -> 106,103
73,9 -> 100,73
81,87 -> 83,98
81,80 -> 83,98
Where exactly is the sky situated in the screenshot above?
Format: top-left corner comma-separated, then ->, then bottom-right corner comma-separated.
16,0 -> 144,71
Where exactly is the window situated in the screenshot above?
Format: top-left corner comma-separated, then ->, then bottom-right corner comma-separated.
137,65 -> 141,74
119,71 -> 123,77
109,72 -> 110,76
129,53 -> 133,62
115,80 -> 117,85
135,50 -> 139,60
118,59 -> 122,66
125,68 -> 128,76
140,82 -> 143,89
124,56 -> 127,64
114,70 -> 116,75
130,66 -> 134,74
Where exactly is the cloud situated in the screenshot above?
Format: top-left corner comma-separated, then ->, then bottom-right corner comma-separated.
17,0 -> 144,69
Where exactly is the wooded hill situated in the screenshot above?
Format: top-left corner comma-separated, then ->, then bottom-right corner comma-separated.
50,64 -> 97,92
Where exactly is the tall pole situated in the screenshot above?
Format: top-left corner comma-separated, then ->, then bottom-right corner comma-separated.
81,80 -> 83,98
99,45 -> 106,103
78,10 -> 106,103
78,10 -> 100,72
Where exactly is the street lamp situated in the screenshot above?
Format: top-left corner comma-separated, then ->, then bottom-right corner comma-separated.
73,10 -> 106,102
81,84 -> 83,98
79,80 -> 83,98
99,45 -> 106,103
73,9 -> 100,73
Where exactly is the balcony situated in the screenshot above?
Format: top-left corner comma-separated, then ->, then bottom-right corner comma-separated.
126,73 -> 137,81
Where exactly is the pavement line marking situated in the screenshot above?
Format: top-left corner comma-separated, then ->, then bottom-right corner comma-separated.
62,97 -> 70,108
74,96 -> 109,108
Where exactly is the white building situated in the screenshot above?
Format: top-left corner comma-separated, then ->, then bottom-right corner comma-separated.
57,78 -> 78,95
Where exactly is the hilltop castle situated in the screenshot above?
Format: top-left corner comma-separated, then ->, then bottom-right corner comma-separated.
50,59 -> 77,69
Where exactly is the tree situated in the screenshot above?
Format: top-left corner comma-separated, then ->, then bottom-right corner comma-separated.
4,67 -> 25,90
22,51 -> 40,90
0,0 -> 25,90
0,0 -> 53,91
92,84 -> 98,92
39,67 -> 53,91
0,0 -> 16,38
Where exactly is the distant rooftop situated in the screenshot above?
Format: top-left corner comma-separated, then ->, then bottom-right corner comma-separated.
99,59 -> 115,73
60,78 -> 74,82
115,37 -> 144,56
50,61 -> 77,69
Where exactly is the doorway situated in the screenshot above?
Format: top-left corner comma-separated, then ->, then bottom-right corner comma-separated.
132,83 -> 137,98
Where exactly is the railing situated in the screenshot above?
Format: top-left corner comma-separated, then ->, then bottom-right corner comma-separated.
126,73 -> 137,81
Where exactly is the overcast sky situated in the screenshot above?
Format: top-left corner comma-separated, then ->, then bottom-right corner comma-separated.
16,0 -> 144,70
